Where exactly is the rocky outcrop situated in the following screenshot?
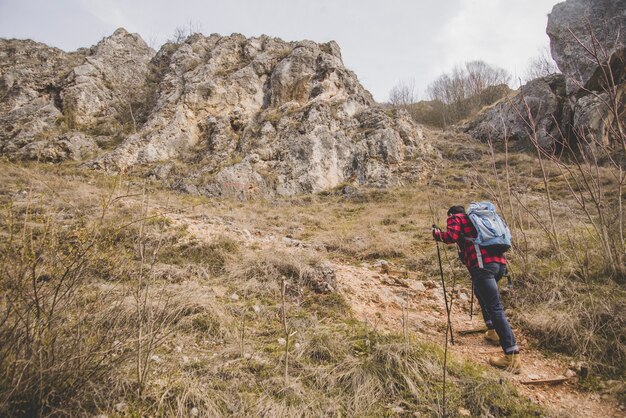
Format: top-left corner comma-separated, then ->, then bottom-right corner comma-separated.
547,0 -> 626,97
465,74 -> 565,149
0,38 -> 83,158
91,33 -> 434,197
0,29 -> 155,161
1,30 -> 435,196
465,0 -> 625,151
60,28 -> 155,131
547,0 -> 626,150
570,85 -> 626,148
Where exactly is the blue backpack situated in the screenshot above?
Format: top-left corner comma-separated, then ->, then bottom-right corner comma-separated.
466,201 -> 511,267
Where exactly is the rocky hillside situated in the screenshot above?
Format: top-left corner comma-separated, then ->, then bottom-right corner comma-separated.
0,29 -> 435,197
465,0 -> 625,151
0,29 -> 154,161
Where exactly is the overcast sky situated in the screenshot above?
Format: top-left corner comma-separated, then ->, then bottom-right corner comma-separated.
0,0 -> 562,102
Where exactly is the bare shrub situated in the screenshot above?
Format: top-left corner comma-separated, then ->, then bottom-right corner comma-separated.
168,21 -> 203,44
0,201 -> 128,415
389,79 -> 417,106
0,175 -> 190,416
512,20 -> 626,277
524,47 -> 560,82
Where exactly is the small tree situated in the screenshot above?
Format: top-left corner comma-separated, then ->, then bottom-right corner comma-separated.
388,79 -> 417,106
524,47 -> 560,82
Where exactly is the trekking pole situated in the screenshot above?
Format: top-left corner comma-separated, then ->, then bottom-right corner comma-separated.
434,228 -> 452,418
434,227 -> 455,345
470,286 -> 474,320
441,238 -> 459,329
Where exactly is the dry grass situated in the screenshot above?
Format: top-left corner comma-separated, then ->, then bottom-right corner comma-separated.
196,133 -> 626,383
228,248 -> 337,296
0,160 -> 548,417
512,274 -> 626,377
1,125 -> 625,416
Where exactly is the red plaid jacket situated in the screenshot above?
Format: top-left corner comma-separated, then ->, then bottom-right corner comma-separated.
433,213 -> 507,270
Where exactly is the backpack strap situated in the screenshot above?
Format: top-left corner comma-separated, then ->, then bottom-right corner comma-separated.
474,242 -> 484,269
454,214 -> 484,268
454,215 -> 466,263
461,236 -> 484,269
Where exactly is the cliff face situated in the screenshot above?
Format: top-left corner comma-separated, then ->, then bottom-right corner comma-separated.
547,0 -> 626,97
61,28 -> 155,133
0,38 -> 84,160
465,0 -> 625,151
0,29 -> 155,162
0,30 -> 435,197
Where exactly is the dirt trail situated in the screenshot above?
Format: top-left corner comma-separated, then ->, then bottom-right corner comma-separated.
159,205 -> 622,418
335,263 -> 623,418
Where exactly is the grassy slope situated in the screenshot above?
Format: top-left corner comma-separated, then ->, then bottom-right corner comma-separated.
1,128 -> 624,417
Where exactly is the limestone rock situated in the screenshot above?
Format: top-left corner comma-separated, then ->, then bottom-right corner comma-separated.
547,0 -> 626,96
410,281 -> 426,292
61,27 -> 155,130
1,30 -> 436,197
89,33 -> 435,196
464,74 -> 566,149
0,38 -> 84,157
20,131 -> 98,162
0,29 -> 155,160
302,261 -> 336,293
571,85 -> 626,148
466,0 -> 626,151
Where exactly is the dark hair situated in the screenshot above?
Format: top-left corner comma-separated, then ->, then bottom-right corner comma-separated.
447,205 -> 465,216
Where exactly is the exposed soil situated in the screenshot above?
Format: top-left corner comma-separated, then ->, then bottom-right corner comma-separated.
335,263 -> 624,418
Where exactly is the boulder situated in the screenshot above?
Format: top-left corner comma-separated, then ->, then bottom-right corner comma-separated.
466,0 -> 626,151
547,0 -> 626,96
464,74 -> 566,149
303,261 -> 337,293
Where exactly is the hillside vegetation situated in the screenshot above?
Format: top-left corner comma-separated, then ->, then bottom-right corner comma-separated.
1,128 -> 624,416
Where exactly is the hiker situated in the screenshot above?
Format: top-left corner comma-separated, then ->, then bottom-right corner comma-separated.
432,205 -> 521,373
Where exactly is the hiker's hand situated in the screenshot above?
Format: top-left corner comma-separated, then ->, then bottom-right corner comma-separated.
432,226 -> 441,240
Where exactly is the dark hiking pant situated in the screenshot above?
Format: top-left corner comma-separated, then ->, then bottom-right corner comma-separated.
470,263 -> 518,354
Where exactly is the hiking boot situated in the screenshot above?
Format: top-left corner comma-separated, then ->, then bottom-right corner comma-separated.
484,329 -> 500,345
489,353 -> 521,374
